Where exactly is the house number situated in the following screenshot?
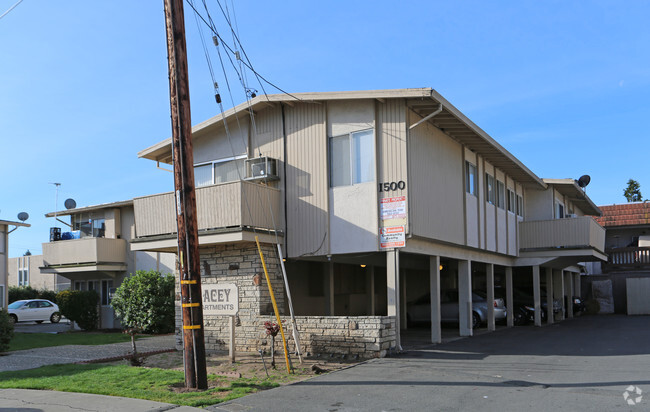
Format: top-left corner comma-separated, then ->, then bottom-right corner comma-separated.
378,181 -> 406,192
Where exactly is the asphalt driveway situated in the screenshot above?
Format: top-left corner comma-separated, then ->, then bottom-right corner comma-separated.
211,315 -> 650,412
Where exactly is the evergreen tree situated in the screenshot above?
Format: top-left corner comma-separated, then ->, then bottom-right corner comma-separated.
623,179 -> 643,202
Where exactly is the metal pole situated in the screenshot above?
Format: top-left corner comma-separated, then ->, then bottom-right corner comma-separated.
277,244 -> 303,363
162,0 -> 208,390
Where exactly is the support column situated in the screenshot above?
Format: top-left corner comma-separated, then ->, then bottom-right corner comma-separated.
386,249 -> 401,350
553,269 -> 564,321
574,272 -> 581,298
327,262 -> 335,315
545,267 -> 554,325
458,260 -> 473,337
366,266 -> 375,315
486,263 -> 495,332
565,271 -> 574,318
533,265 -> 542,327
400,269 -> 407,330
430,256 -> 441,343
505,267 -> 514,327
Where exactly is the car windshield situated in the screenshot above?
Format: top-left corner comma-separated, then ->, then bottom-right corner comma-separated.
8,301 -> 26,309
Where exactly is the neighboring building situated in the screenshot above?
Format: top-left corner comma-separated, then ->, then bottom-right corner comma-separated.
132,88 -> 606,357
584,202 -> 650,313
41,200 -> 176,328
1,219 -> 30,309
8,254 -> 70,292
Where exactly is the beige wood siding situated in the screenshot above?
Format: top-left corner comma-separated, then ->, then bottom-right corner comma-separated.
519,216 -> 605,251
42,238 -> 127,266
285,103 -> 329,257
408,110 -> 464,245
378,99 -> 408,204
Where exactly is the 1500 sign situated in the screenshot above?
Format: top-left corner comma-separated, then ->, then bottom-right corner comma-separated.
378,181 -> 406,192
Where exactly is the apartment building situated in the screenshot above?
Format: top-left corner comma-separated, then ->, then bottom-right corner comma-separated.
1,219 -> 30,309
133,88 -> 605,357
41,200 -> 176,328
8,254 -> 70,292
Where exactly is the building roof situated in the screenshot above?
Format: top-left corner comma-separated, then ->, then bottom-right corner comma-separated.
45,200 -> 133,218
594,202 -> 650,227
0,219 -> 30,228
138,88 -> 546,188
542,178 -> 601,216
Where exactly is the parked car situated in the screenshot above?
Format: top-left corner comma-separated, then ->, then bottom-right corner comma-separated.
7,299 -> 61,324
492,287 -> 561,324
407,290 -> 506,329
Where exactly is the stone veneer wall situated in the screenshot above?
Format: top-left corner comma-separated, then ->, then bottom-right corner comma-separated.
174,242 -> 397,358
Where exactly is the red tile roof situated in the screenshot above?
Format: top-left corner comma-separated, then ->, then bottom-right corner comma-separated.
595,202 -> 650,227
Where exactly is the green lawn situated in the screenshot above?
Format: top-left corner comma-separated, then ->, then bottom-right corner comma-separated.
9,332 -> 135,352
0,364 -> 278,407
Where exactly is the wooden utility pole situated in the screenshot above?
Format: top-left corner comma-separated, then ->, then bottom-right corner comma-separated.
163,0 -> 208,390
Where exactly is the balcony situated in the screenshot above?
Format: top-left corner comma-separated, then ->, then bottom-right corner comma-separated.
602,247 -> 650,272
42,237 -> 127,273
133,181 -> 282,241
519,216 -> 606,259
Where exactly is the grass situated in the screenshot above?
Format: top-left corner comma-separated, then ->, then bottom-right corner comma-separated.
8,332 -> 135,352
0,363 -> 279,407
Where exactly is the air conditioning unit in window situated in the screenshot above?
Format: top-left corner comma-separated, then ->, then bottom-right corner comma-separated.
245,157 -> 279,182
565,214 -> 577,218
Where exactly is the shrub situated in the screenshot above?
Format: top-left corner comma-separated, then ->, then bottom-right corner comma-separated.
56,290 -> 99,330
9,286 -> 58,304
0,309 -> 14,352
111,270 -> 175,334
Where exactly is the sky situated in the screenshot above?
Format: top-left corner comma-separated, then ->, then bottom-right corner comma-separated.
1,1 -> 649,257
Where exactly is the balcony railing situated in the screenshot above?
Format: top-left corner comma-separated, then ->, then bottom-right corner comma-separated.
42,237 -> 127,267
602,247 -> 650,272
519,216 -> 605,253
133,181 -> 282,238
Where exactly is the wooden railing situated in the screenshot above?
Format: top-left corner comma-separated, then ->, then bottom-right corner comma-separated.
602,247 -> 650,271
42,237 -> 126,267
519,216 -> 606,253
133,181 -> 282,238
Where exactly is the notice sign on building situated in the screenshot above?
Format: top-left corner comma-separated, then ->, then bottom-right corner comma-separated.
380,226 -> 405,248
380,196 -> 407,220
202,283 -> 239,316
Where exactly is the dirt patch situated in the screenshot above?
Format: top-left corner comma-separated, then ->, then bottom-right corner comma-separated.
140,350 -> 362,383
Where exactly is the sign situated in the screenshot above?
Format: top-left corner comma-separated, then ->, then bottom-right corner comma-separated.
380,226 -> 405,248
202,283 -> 238,316
380,196 -> 407,220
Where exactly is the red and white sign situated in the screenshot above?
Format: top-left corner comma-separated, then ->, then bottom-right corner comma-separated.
380,196 -> 407,220
380,226 -> 405,248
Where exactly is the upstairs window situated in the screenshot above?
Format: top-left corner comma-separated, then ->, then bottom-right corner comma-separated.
465,162 -> 477,196
486,174 -> 495,205
555,201 -> 565,219
73,218 -> 105,238
516,194 -> 524,217
194,155 -> 246,188
507,189 -> 516,213
496,180 -> 506,209
330,129 -> 375,187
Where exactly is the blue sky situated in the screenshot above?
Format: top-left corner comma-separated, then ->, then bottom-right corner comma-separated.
2,1 -> 649,257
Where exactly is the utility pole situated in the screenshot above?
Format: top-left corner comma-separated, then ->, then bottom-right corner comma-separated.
163,0 -> 208,390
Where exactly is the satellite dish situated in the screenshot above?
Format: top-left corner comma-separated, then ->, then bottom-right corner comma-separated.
64,198 -> 77,209
17,212 -> 29,222
577,175 -> 591,188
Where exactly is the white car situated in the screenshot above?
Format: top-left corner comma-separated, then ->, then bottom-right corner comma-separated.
7,299 -> 61,324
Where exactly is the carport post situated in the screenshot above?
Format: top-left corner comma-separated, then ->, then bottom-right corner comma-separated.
458,260 -> 472,337
574,273 -> 581,298
486,264 -> 495,332
553,269 -> 564,321
430,255 -> 441,343
546,267 -> 554,325
386,249 -> 402,350
565,271 -> 574,319
505,267 -> 514,328
532,265 -> 542,327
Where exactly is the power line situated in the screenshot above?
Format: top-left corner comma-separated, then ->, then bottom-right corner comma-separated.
0,0 -> 24,20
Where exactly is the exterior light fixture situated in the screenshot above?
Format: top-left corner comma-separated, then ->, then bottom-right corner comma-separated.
360,264 -> 367,268
439,265 -> 444,271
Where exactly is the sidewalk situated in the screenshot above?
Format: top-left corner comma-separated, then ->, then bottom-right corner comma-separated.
0,334 -> 176,372
0,388 -> 204,412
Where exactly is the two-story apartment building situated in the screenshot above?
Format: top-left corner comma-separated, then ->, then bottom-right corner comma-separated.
1,219 -> 30,309
8,253 -> 70,292
133,88 -> 605,357
41,200 -> 176,328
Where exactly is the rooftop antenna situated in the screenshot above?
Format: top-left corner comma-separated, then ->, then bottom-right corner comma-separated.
50,182 -> 61,228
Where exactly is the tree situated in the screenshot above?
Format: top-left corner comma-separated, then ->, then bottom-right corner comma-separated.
0,309 -> 14,352
623,179 -> 643,202
110,270 -> 175,335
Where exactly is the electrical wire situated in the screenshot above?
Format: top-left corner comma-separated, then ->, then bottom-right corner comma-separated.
0,0 -> 24,20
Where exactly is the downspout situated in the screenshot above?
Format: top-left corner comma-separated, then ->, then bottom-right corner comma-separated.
281,104 -> 289,254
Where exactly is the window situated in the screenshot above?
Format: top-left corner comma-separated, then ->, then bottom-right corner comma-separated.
496,180 -> 506,209
101,280 -> 114,306
74,281 -> 86,291
516,194 -> 523,217
92,219 -> 105,238
17,257 -> 29,287
555,201 -> 565,219
465,162 -> 477,195
73,218 -> 105,238
194,155 -> 246,188
485,174 -> 495,204
330,129 -> 375,187
507,189 -> 516,213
